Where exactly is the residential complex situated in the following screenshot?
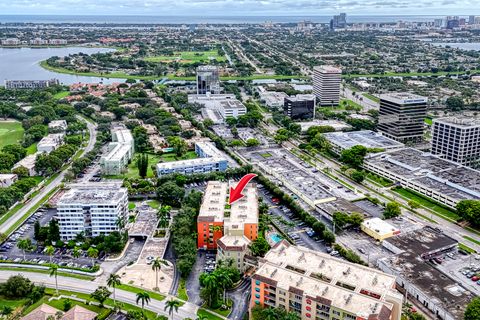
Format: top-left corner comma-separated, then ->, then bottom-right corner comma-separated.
13,154 -> 38,176
283,94 -> 316,120
37,133 -> 64,153
156,142 -> 228,176
378,93 -> 427,144
196,65 -> 220,95
323,130 -> 404,155
4,79 -> 59,90
56,182 -> 128,240
197,181 -> 259,270
0,174 -> 18,188
364,148 -> 480,208
313,66 -> 342,106
251,241 -> 403,320
431,117 -> 480,167
48,120 -> 68,132
100,128 -> 134,175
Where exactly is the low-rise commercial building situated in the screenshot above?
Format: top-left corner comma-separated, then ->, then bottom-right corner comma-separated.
189,94 -> 246,124
197,181 -> 259,271
0,174 -> 18,187
259,91 -> 288,109
13,153 -> 38,176
251,241 -> 403,320
56,182 -> 128,240
100,128 -> 134,175
37,133 -> 64,153
379,227 -> 470,320
364,148 -> 480,209
361,218 -> 400,241
324,130 -> 404,155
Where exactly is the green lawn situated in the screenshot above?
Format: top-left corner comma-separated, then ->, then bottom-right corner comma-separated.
0,296 -> 27,309
393,187 -> 460,221
425,117 -> 433,126
116,284 -> 166,301
26,142 -> 38,155
177,278 -> 189,301
53,91 -> 70,100
366,172 -> 393,187
144,50 -> 226,64
147,200 -> 161,210
340,99 -> 362,111
159,151 -> 198,162
459,243 -> 477,254
0,266 -> 94,281
128,202 -> 136,210
362,93 -> 380,103
260,152 -> 273,158
47,297 -> 110,318
197,308 -> 225,320
463,235 -> 480,246
0,121 -> 24,149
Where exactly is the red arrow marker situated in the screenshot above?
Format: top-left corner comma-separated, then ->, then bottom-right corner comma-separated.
229,173 -> 257,205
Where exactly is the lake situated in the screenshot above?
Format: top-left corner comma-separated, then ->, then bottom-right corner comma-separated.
0,47 -> 121,85
430,42 -> 480,51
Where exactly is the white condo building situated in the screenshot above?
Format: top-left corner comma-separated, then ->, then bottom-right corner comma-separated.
100,128 -> 135,175
313,66 -> 342,106
56,182 -> 128,240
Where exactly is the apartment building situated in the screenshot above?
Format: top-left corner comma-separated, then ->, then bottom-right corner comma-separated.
100,128 -> 134,175
0,174 -> 18,188
197,65 -> 221,95
157,142 -> 229,177
13,153 -> 38,176
251,241 -> 403,320
378,93 -> 427,144
56,182 -> 128,240
1,38 -> 21,46
5,79 -> 59,90
37,133 -> 64,153
313,66 -> 342,106
364,148 -> 480,209
431,117 -> 480,167
284,94 -> 316,120
48,120 -> 68,132
197,181 -> 258,270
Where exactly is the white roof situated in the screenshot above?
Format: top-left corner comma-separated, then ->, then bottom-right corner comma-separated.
362,218 -> 400,236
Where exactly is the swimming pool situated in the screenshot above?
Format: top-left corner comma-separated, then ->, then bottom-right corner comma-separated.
269,233 -> 283,243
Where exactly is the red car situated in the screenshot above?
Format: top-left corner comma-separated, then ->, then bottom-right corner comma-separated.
271,197 -> 280,203
472,276 -> 479,282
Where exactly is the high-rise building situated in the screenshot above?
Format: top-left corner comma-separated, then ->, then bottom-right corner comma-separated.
313,66 -> 342,107
197,181 -> 258,270
284,94 -> 316,119
431,117 -> 480,167
250,241 -> 403,320
56,182 -> 128,240
100,128 -> 135,175
196,65 -> 220,95
330,13 -> 347,30
378,93 -> 427,144
469,15 -> 476,25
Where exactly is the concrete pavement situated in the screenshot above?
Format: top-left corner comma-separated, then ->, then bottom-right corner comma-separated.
0,116 -> 97,235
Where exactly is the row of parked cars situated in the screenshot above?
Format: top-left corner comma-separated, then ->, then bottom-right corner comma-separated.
0,209 -> 47,253
204,252 -> 216,273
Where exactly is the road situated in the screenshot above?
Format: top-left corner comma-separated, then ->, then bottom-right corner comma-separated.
227,278 -> 251,320
342,86 -> 379,111
0,116 -> 97,235
0,270 -> 197,320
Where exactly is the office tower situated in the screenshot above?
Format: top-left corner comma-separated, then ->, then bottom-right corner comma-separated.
330,13 -> 347,30
469,15 -> 476,24
431,117 -> 480,167
313,66 -> 342,107
196,65 -> 220,94
283,94 -> 316,119
56,182 -> 128,240
378,93 -> 427,144
250,241 -> 403,320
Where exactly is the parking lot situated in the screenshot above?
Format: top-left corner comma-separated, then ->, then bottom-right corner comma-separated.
439,250 -> 480,295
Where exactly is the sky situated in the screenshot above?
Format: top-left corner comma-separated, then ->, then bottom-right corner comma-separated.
0,0 -> 478,16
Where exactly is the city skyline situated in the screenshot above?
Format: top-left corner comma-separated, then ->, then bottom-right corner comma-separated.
0,0 -> 479,16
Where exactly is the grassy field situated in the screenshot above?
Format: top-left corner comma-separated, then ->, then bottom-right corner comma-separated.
424,117 -> 433,126
463,235 -> 480,246
26,142 -> 38,155
362,92 -> 380,103
0,296 -> 28,309
144,50 -> 226,64
177,278 -> 189,301
197,308 -> 225,320
116,284 -> 166,301
459,243 -> 477,254
46,297 -> 110,318
147,200 -> 161,209
340,99 -> 363,111
366,172 -> 393,187
393,187 -> 460,221
159,150 -> 198,162
0,266 -> 94,280
53,91 -> 70,100
0,121 -> 24,149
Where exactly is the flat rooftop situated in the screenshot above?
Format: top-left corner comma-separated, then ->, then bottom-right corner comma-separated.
196,141 -> 224,158
286,94 -> 316,102
57,182 -> 127,206
156,156 -> 225,170
103,143 -> 131,162
324,130 -> 404,150
379,92 -> 428,104
365,148 -> 480,201
433,116 -> 480,128
219,99 -> 246,110
198,181 -> 258,226
298,120 -> 351,132
362,218 -> 399,236
255,241 -> 398,318
314,65 -> 342,74
113,129 -> 134,144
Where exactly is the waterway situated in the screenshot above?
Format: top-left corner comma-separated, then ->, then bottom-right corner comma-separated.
0,47 -> 119,85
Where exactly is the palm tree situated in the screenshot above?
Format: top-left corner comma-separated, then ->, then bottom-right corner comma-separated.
87,247 -> 99,267
216,270 -> 233,304
135,291 -> 151,311
196,315 -> 208,320
107,273 -> 122,304
0,305 -> 12,318
152,258 -> 168,291
116,217 -> 125,230
200,273 -> 219,307
49,264 -> 59,295
45,245 -> 55,263
263,307 -> 278,320
17,238 -> 32,260
72,247 -> 81,259
164,298 -> 181,320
